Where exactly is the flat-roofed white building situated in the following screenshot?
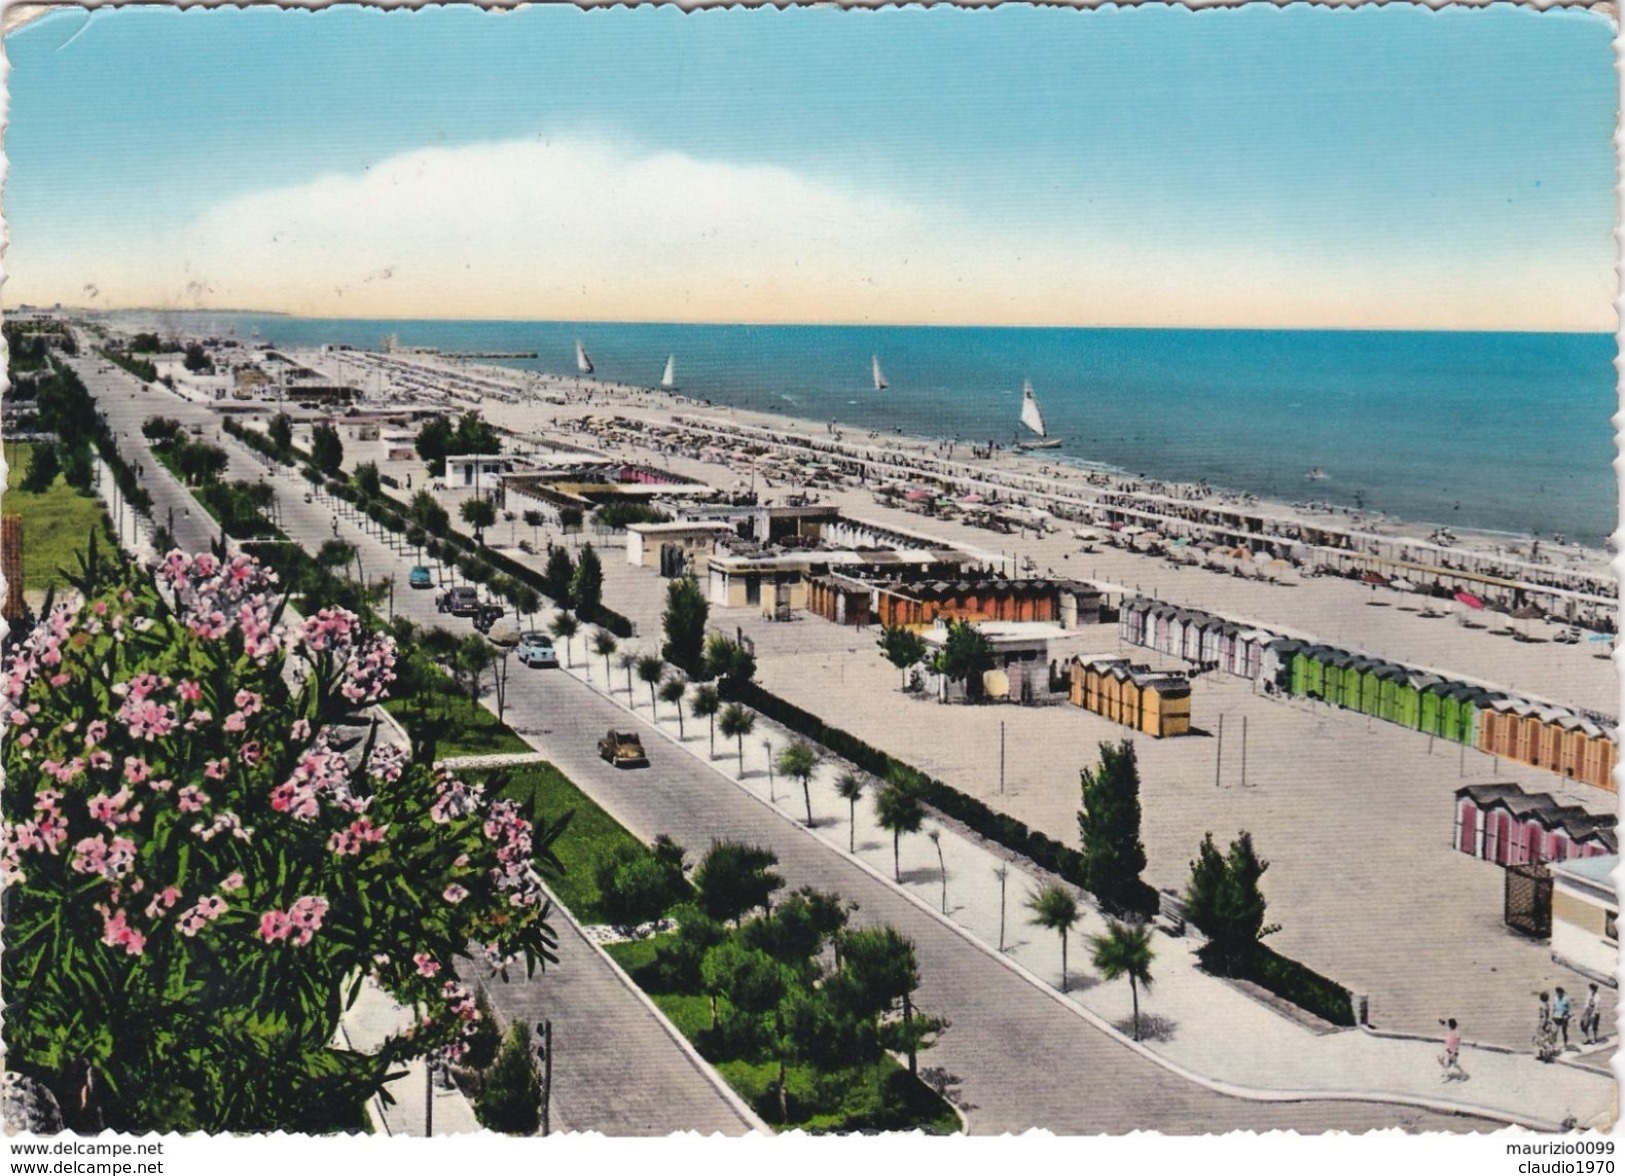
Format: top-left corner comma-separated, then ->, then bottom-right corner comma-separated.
625,521 -> 737,570
1550,854 -> 1618,986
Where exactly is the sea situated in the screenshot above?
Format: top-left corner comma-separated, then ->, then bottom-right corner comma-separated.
124,315 -> 1620,548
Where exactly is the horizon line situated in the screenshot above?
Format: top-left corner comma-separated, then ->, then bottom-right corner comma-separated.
32,305 -> 1618,336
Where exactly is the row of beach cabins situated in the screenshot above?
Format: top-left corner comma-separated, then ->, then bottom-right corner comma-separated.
1119,597 -> 1618,792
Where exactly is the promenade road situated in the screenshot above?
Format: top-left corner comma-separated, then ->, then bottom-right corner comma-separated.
90,365 -> 1497,1134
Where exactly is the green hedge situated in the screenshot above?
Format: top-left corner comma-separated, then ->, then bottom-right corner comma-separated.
1240,946 -> 1356,1028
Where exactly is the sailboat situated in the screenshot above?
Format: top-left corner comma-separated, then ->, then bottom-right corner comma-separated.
871,355 -> 889,392
660,354 -> 677,392
575,340 -> 594,375
1016,379 -> 1062,450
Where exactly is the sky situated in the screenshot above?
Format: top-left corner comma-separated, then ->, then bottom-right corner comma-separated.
3,4 -> 1618,330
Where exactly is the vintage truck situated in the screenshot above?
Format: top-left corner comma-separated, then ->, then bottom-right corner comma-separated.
597,729 -> 649,769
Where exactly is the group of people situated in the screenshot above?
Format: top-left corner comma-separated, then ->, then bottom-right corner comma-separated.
1440,983 -> 1604,1082
1533,984 -> 1604,1063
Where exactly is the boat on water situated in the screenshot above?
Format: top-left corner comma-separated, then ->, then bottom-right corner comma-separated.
1306,467 -> 1330,481
575,340 -> 594,375
660,354 -> 677,392
1015,379 -> 1062,450
872,355 -> 889,392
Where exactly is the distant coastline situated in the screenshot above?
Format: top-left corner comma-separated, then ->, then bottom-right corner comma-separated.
91,311 -> 1620,548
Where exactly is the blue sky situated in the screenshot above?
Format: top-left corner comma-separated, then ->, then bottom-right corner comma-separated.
5,4 -> 1617,328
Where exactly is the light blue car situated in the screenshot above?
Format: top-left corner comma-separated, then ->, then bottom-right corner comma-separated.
408,566 -> 434,589
516,632 -> 558,668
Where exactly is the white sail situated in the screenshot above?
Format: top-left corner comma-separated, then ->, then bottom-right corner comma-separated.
661,354 -> 676,389
872,355 -> 889,392
1020,379 -> 1047,437
575,340 -> 594,375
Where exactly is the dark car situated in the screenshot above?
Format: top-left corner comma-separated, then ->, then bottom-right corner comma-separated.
471,603 -> 507,634
437,586 -> 481,616
597,730 -> 649,769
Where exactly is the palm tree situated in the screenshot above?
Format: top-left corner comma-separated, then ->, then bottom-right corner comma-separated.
691,684 -> 721,759
659,676 -> 688,738
835,771 -> 866,853
717,703 -> 756,776
994,864 -> 1010,952
636,654 -> 665,715
591,629 -> 619,685
617,649 -> 638,698
549,610 -> 579,668
874,779 -> 924,883
1026,885 -> 1081,993
1089,920 -> 1156,1041
776,740 -> 821,826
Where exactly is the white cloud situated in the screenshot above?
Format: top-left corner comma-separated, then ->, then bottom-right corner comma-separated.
12,135 -> 1612,330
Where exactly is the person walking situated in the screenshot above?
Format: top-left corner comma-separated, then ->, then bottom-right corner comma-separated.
1553,987 -> 1573,1050
1580,983 -> 1602,1045
1438,1018 -> 1468,1082
1535,991 -> 1559,1062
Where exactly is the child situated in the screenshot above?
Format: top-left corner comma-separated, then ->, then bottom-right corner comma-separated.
1439,1018 -> 1468,1082
1580,983 -> 1602,1045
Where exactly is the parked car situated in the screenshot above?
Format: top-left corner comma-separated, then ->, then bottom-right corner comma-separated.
437,586 -> 480,616
471,603 -> 508,634
597,729 -> 649,769
408,566 -> 434,589
516,632 -> 558,668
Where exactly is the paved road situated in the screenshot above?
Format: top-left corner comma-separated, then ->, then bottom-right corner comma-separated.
72,357 -> 759,1137
85,362 -> 1493,1134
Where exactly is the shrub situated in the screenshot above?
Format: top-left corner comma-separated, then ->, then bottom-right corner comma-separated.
472,1023 -> 541,1135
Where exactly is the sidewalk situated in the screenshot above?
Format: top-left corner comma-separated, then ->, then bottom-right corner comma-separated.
556,649 -> 1617,1133
339,980 -> 482,1137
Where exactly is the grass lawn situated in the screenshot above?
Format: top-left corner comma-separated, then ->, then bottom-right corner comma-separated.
473,761 -> 653,925
3,442 -> 112,593
383,673 -> 532,760
604,936 -> 961,1135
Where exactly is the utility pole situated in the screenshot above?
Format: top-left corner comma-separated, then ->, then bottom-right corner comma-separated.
999,720 -> 1006,795
537,1019 -> 553,1137
1215,714 -> 1224,788
423,1058 -> 434,1138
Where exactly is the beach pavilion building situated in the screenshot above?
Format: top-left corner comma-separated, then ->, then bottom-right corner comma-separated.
1548,855 -> 1619,987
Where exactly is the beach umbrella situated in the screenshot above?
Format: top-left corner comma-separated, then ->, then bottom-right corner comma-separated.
1587,632 -> 1614,643
1253,550 -> 1272,564
1359,571 -> 1387,586
904,488 -> 930,502
1454,591 -> 1484,610
1388,578 -> 1415,593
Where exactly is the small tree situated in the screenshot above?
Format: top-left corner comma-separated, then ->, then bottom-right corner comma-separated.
927,828 -> 948,914
877,624 -> 928,689
310,423 -> 344,475
20,442 -> 60,493
267,412 -> 294,453
659,676 -> 689,738
591,629 -> 619,684
183,342 -> 214,374
596,845 -> 688,936
691,684 -> 722,758
572,543 -> 604,616
461,497 -> 497,545
874,771 -> 925,883
835,771 -> 866,853
939,620 -> 995,702
1077,740 -> 1151,917
542,546 -> 575,607
704,633 -> 755,687
353,461 -> 382,500
458,633 -> 494,705
513,584 -> 542,633
410,489 -> 450,536
415,416 -> 453,478
523,509 -> 545,546
776,740 -> 821,826
718,703 -> 756,776
549,611 -> 579,668
1026,885 -> 1081,993
1183,831 -> 1281,976
661,576 -> 709,676
636,654 -> 666,716
617,649 -> 638,698
1089,921 -> 1156,1041
692,841 -> 783,927
473,1022 -> 541,1135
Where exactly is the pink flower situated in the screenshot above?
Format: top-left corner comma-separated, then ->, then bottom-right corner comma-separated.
233,689 -> 263,716
97,906 -> 146,956
85,720 -> 109,746
49,673 -> 70,688
290,719 -> 311,742
257,909 -> 293,943
222,712 -> 247,733
442,884 -> 468,905
414,953 -> 441,978
177,680 -> 203,704
204,758 -> 229,780
239,741 -> 263,768
176,785 -> 208,813
123,757 -> 151,785
87,751 -> 113,772
221,871 -> 245,892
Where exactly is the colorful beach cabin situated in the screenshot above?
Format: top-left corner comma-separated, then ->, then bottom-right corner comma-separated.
1452,782 -> 1616,867
1069,656 -> 1192,738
